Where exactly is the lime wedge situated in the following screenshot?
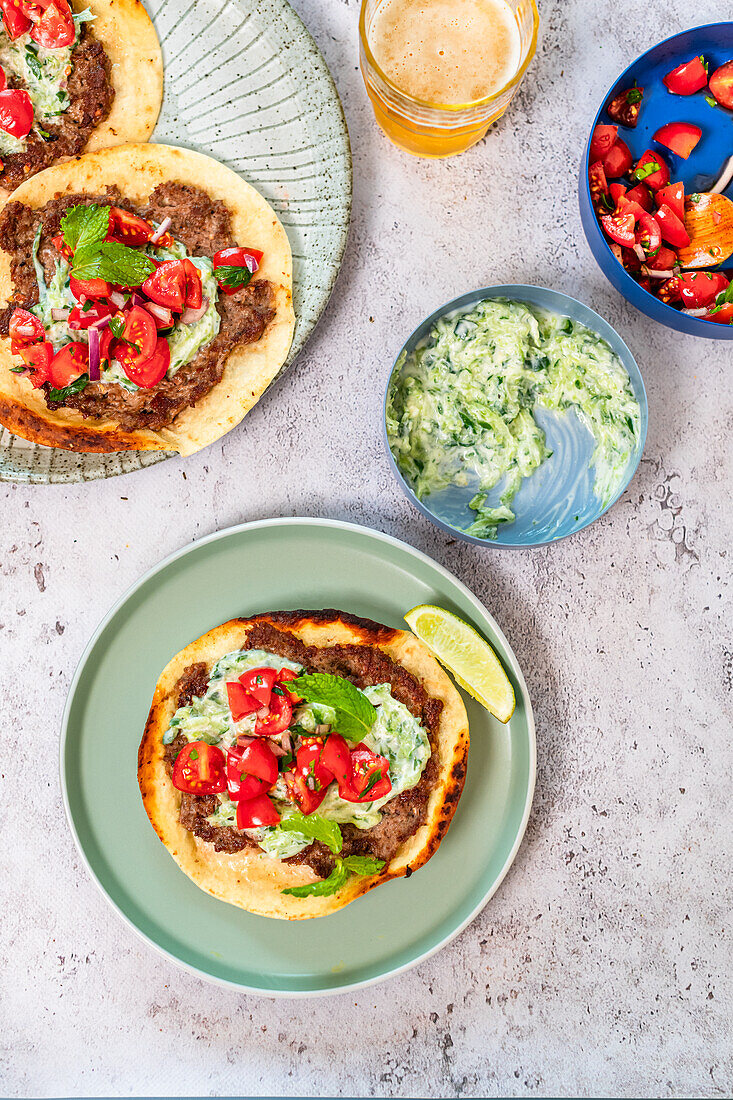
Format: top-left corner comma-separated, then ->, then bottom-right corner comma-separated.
404,604 -> 516,723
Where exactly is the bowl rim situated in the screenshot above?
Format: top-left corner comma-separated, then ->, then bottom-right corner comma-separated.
581,20 -> 733,339
382,283 -> 648,550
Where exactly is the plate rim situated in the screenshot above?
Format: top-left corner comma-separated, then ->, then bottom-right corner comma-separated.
0,0 -> 353,484
60,517 -> 537,997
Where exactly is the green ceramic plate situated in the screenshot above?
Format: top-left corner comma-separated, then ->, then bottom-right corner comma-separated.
61,519 -> 535,995
0,0 -> 352,483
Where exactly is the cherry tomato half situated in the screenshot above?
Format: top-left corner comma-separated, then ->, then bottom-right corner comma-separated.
18,340 -> 52,387
655,182 -> 684,221
182,259 -> 202,310
171,741 -> 227,795
601,211 -> 636,248
663,56 -> 709,96
320,733 -> 352,789
9,307 -> 44,348
235,740 -> 278,786
605,86 -> 643,128
69,275 -> 111,302
655,204 -> 690,249
653,122 -> 701,161
239,667 -> 277,707
255,692 -> 292,735
283,738 -> 334,815
120,305 -> 157,361
645,246 -> 677,272
107,206 -> 154,247
625,183 -> 653,213
632,150 -> 669,192
602,138 -> 632,179
48,341 -> 87,388
118,334 -> 170,388
277,667 -> 302,702
677,272 -> 729,310
635,212 -> 662,258
213,246 -> 263,270
709,61 -> 733,111
236,793 -> 280,829
0,0 -> 31,39
589,125 -> 618,161
588,161 -> 609,212
51,233 -> 73,261
226,681 -> 260,722
705,303 -> 733,325
30,0 -> 74,47
0,88 -> 33,139
142,260 -> 187,312
338,743 -> 391,804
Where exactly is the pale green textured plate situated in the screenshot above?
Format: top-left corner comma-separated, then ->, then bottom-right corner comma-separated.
0,0 -> 351,483
61,519 -> 535,995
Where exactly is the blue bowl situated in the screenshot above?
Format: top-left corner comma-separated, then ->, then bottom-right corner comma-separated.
382,285 -> 648,549
579,22 -> 733,340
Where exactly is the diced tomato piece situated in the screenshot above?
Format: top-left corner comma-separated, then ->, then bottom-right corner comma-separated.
705,302 -> 733,325
239,667 -> 277,707
0,88 -> 32,139
338,743 -> 391,804
601,211 -> 636,247
69,275 -> 111,302
590,124 -> 618,161
255,692 -> 292,736
51,233 -> 73,262
48,341 -> 87,388
226,682 -> 259,722
0,0 -> 31,38
621,246 -> 642,272
656,276 -> 681,304
602,137 -> 633,178
709,61 -> 733,110
236,793 -> 280,829
655,204 -> 690,248
68,301 -> 111,330
624,183 -> 653,212
121,305 -> 157,361
213,246 -> 263,270
320,733 -> 352,789
645,246 -> 678,272
655,181 -> 684,221
283,737 -> 333,815
606,85 -> 643,127
118,334 -> 170,388
0,67 -> 5,93
631,150 -> 669,191
18,340 -> 52,387
142,259 -> 187,312
615,195 -> 648,222
635,212 -> 662,257
107,206 -> 154,247
9,307 -> 44,347
653,121 -> 701,160
182,259 -> 203,310
663,56 -> 709,96
226,740 -> 278,800
609,182 -> 627,207
171,741 -> 227,795
588,161 -> 609,211
30,0 -> 73,47
677,272 -> 729,309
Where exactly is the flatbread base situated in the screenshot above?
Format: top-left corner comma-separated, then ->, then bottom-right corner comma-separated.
0,144 -> 295,454
138,610 -> 469,920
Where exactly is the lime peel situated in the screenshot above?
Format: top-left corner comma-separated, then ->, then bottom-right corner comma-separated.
404,604 -> 515,723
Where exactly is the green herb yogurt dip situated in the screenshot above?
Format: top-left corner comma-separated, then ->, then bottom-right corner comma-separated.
386,298 -> 641,539
0,8 -> 93,155
163,648 -> 431,860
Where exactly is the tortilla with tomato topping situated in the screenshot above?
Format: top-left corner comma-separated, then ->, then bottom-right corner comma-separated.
0,143 -> 294,454
138,610 -> 469,920
0,0 -> 162,198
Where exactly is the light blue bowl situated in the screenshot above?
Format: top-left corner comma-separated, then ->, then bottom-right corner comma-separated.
382,285 -> 648,549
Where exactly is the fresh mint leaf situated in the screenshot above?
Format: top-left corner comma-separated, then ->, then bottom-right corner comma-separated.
343,855 -> 385,875
278,812 -> 343,854
282,859 -> 349,898
72,241 -> 154,287
25,47 -> 43,79
215,264 -> 253,290
359,767 -> 385,800
61,203 -> 110,254
626,87 -> 643,104
285,673 -> 377,741
47,375 -> 89,402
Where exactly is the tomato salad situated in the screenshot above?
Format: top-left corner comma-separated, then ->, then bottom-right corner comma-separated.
170,665 -> 393,832
8,201 -> 265,398
588,53 -> 733,326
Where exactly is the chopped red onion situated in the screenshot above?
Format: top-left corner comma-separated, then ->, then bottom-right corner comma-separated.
109,290 -> 126,309
236,734 -> 256,749
146,302 -> 173,325
633,244 -> 647,262
51,308 -> 70,322
131,292 -> 147,309
641,267 -> 675,279
256,705 -> 269,720
149,216 -> 172,244
681,307 -> 709,317
712,154 -> 733,195
268,741 -> 287,758
88,313 -> 111,331
88,326 -> 101,381
180,297 -> 209,325
244,253 -> 259,274
279,731 -> 292,755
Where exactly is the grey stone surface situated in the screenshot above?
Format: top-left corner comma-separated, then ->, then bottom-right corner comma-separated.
1,0 -> 731,1096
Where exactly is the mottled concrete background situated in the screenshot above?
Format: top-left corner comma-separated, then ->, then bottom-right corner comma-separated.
2,0 -> 732,1096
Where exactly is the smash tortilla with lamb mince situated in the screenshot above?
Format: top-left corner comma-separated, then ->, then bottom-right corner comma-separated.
0,0 -> 162,197
138,610 -> 469,920
0,143 -> 295,454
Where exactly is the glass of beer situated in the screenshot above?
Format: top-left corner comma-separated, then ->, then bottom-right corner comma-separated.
359,0 -> 539,158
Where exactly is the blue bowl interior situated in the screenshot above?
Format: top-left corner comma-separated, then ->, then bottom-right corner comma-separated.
383,285 -> 648,549
581,22 -> 733,340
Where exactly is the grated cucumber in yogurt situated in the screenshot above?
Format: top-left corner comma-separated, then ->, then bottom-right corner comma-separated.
0,8 -> 94,156
29,225 -> 221,386
386,298 -> 641,539
163,648 -> 433,859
